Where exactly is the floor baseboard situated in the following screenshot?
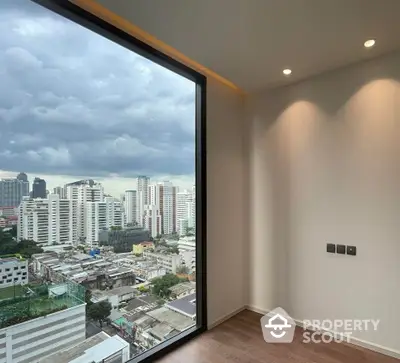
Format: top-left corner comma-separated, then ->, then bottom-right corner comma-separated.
246,305 -> 400,360
207,306 -> 246,330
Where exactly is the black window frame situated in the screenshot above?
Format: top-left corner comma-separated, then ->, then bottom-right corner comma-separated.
30,1 -> 207,362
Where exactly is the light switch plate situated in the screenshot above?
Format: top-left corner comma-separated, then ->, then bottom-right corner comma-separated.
337,245 -> 346,254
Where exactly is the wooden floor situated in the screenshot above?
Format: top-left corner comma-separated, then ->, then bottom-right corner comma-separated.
157,310 -> 398,363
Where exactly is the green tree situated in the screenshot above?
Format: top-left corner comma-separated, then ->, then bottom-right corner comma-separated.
168,245 -> 179,254
10,225 -> 17,238
170,232 -> 179,241
110,226 -> 122,231
176,265 -> 190,274
17,240 -> 44,258
137,285 -> 149,293
185,227 -> 195,237
0,231 -> 43,257
87,301 -> 112,327
151,274 -> 188,298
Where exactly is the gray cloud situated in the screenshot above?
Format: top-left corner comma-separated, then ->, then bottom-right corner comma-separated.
0,0 -> 195,180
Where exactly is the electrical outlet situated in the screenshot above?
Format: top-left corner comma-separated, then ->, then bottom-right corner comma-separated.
347,246 -> 357,256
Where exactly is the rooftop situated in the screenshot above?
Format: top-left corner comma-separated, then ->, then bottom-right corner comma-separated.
0,281 -> 85,329
166,293 -> 196,318
132,314 -> 156,329
92,286 -> 136,298
146,307 -> 195,332
168,282 -> 196,296
148,322 -> 178,341
41,332 -> 129,363
41,332 -> 110,363
0,256 -> 26,264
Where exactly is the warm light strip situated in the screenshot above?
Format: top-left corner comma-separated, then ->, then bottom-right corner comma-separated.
72,0 -> 244,94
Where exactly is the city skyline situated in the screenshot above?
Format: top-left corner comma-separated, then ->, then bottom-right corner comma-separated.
0,169 -> 195,199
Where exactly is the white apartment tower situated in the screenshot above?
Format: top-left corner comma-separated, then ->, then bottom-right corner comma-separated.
176,186 -> 196,236
136,176 -> 150,227
148,181 -> 177,235
18,198 -> 49,245
124,190 -> 137,226
53,186 -> 65,198
64,180 -> 104,241
86,197 -> 122,246
176,190 -> 190,235
18,195 -> 78,245
48,194 -> 78,245
143,205 -> 161,238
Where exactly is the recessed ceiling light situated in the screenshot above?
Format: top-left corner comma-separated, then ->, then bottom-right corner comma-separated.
364,39 -> 375,48
283,69 -> 292,76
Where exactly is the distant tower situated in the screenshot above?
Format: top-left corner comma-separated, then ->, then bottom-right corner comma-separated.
136,176 -> 150,227
17,172 -> 28,182
32,178 -> 47,199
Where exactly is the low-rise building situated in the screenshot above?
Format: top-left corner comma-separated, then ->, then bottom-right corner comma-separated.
145,322 -> 178,347
166,293 -> 196,320
0,207 -> 18,218
0,256 -> 28,288
177,237 -> 196,273
0,217 -> 17,228
132,241 -> 155,255
142,251 -> 181,274
99,226 -> 150,253
91,286 -> 137,309
145,306 -> 196,332
168,282 -> 196,299
32,252 -> 136,290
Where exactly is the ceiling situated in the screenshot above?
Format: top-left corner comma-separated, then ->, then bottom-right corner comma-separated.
93,0 -> 400,93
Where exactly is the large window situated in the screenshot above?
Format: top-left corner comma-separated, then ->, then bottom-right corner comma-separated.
0,0 -> 206,362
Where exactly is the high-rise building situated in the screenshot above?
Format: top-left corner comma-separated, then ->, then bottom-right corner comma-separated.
64,180 -> 104,241
53,186 -> 65,198
143,205 -> 161,238
176,187 -> 196,236
48,194 -> 78,245
0,173 -> 29,207
160,181 -> 175,235
176,190 -> 191,235
189,185 -> 196,233
16,172 -> 28,182
18,195 -> 78,246
18,197 -> 49,245
148,181 -> 177,235
172,185 -> 178,233
124,190 -> 137,226
136,176 -> 150,227
32,177 -> 47,199
86,197 -> 122,246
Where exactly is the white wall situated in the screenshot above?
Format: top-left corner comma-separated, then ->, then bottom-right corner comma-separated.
207,78 -> 247,327
247,51 -> 400,351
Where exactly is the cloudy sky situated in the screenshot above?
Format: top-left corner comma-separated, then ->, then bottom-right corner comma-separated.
0,0 -> 196,197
